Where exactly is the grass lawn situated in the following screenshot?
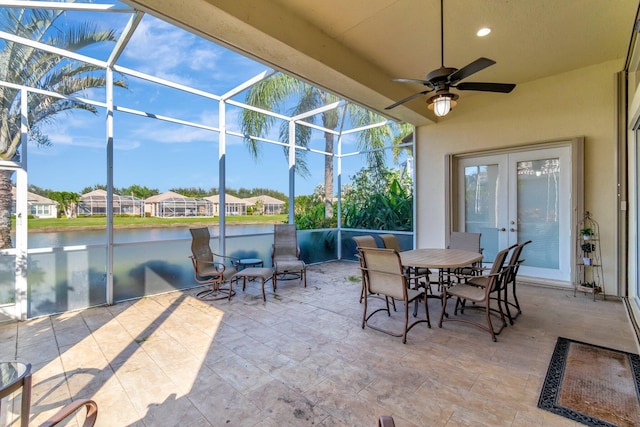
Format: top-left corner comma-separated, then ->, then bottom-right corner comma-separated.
20,214 -> 288,230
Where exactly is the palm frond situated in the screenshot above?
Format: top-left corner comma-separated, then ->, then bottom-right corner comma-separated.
240,73 -> 305,158
48,22 -> 117,52
391,122 -> 414,162
0,5 -> 125,160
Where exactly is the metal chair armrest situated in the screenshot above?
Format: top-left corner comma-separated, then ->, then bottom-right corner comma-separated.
40,399 -> 98,427
189,256 -> 226,272
448,269 -> 501,286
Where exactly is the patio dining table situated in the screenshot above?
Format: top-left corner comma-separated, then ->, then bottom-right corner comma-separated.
400,248 -> 484,271
400,248 -> 484,316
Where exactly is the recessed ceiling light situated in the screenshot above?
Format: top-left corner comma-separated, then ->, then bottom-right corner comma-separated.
477,27 -> 491,37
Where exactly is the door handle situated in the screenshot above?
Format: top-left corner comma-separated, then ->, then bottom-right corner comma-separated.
499,228 -> 506,231
510,228 -> 518,232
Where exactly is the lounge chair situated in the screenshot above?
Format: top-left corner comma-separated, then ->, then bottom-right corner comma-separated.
189,227 -> 238,300
272,224 -> 306,289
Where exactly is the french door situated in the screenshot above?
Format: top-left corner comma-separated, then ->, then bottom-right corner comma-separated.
456,146 -> 573,284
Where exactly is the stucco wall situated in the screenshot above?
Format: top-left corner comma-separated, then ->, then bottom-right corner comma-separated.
415,60 -> 620,294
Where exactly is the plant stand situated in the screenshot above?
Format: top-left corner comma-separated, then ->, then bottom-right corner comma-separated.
574,211 -> 604,300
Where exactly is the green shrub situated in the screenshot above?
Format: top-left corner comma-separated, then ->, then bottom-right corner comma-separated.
341,166 -> 413,231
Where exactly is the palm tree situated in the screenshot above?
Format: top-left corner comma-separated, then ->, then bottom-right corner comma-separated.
240,73 -> 410,219
0,5 -> 127,248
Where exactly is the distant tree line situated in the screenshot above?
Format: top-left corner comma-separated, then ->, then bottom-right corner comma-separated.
167,186 -> 287,201
28,184 -> 160,200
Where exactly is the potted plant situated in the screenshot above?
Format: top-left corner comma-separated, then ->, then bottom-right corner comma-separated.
581,242 -> 595,265
580,227 -> 595,240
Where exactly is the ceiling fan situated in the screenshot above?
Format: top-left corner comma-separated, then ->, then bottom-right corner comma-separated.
385,0 -> 516,116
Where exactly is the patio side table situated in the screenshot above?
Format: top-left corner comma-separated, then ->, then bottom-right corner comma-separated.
0,362 -> 31,427
236,258 -> 264,270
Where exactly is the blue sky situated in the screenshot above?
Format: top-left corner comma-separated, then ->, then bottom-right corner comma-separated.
20,1 -> 409,196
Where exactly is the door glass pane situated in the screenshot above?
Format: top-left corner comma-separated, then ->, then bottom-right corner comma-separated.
465,164 -> 499,261
517,158 -> 560,269
0,253 -> 15,305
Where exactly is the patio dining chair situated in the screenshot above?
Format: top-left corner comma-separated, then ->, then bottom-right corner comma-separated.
380,233 -> 431,291
438,245 -> 511,342
500,240 -> 532,324
272,224 -> 307,289
359,247 -> 430,343
449,231 -> 482,251
379,234 -> 401,252
353,235 -> 382,303
354,235 -> 396,311
439,231 -> 484,288
189,227 -> 238,300
448,231 -> 483,272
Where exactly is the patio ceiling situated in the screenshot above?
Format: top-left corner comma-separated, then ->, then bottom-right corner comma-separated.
125,0 -> 639,126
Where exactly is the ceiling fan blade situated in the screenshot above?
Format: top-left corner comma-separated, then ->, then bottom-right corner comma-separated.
455,82 -> 516,93
385,90 -> 432,110
393,78 -> 433,87
448,57 -> 496,84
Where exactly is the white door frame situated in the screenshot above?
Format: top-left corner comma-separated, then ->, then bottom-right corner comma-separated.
446,137 -> 584,287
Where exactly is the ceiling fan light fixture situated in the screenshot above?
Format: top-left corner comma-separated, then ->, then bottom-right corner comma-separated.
384,0 -> 515,112
428,93 -> 458,117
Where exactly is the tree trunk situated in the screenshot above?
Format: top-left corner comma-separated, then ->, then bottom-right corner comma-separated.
324,132 -> 334,218
0,169 -> 14,249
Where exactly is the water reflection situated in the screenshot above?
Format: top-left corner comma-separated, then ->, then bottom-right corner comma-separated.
26,224 -> 274,248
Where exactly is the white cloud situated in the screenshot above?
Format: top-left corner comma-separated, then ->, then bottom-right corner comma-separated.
124,18 -> 223,85
32,120 -> 139,152
130,119 -> 216,144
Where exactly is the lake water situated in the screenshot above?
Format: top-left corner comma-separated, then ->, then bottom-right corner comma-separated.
26,224 -> 274,248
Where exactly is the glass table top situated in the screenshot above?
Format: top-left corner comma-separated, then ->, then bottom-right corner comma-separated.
0,362 -> 30,390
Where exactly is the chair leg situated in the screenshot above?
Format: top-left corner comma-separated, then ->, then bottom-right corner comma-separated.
502,282 -> 514,325
362,291 -> 368,329
511,279 -> 522,315
196,278 -> 235,301
485,303 -> 497,342
402,298 -> 409,343
261,277 -> 266,302
455,297 -> 467,315
486,297 -> 507,341
438,292 -> 448,328
424,293 -> 431,328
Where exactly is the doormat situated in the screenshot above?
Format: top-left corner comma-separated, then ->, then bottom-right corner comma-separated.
538,337 -> 640,426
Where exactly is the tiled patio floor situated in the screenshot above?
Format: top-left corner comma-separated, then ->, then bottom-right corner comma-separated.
0,260 -> 636,426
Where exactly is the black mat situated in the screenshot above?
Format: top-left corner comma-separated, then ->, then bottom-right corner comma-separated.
538,337 -> 640,426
